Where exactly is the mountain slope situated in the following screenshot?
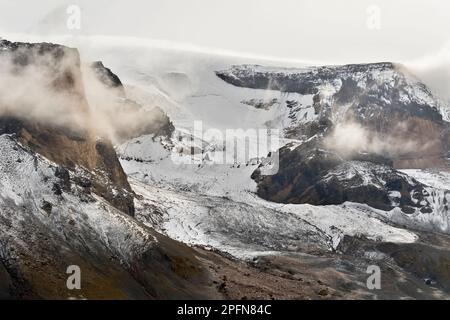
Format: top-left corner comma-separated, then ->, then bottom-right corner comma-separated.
212,63 -> 450,234
0,39 -> 222,299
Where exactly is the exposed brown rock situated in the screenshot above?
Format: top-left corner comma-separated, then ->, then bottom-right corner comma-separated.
0,40 -> 134,216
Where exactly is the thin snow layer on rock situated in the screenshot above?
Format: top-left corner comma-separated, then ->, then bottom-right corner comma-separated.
219,64 -> 439,108
400,169 -> 450,190
436,99 -> 450,122
268,202 -> 418,246
388,169 -> 450,233
120,137 -> 418,259
216,63 -> 450,131
130,173 -> 418,258
117,135 -> 260,197
322,161 -> 390,188
132,179 -> 331,258
0,135 -> 156,263
321,164 -> 450,234
375,204 -> 450,235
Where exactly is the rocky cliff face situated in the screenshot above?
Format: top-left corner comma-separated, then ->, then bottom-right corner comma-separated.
0,39 -> 134,215
252,138 -> 434,214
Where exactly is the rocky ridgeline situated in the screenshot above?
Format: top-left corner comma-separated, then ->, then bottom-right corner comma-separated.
218,63 -> 450,213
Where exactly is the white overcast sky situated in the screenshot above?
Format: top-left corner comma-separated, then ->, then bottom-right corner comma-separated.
0,0 -> 449,64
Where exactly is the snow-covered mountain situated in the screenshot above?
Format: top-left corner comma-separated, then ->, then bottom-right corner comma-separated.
1,38 -> 450,299
112,47 -> 450,298
217,63 -> 450,167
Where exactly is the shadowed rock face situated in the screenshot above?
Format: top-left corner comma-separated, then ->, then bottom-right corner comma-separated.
0,262 -> 12,299
252,139 -> 432,213
90,61 -> 125,92
0,39 -> 134,216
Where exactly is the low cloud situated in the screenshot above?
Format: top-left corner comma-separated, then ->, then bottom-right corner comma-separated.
406,41 -> 450,101
0,46 -> 89,130
324,121 -> 432,158
0,42 -> 169,143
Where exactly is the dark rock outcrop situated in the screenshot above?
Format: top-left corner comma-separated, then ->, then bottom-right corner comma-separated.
90,61 -> 124,91
252,139 -> 432,213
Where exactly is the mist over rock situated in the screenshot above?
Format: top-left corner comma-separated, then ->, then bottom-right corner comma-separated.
90,61 -> 124,90
86,60 -> 175,142
0,39 -> 134,215
0,38 -> 221,299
